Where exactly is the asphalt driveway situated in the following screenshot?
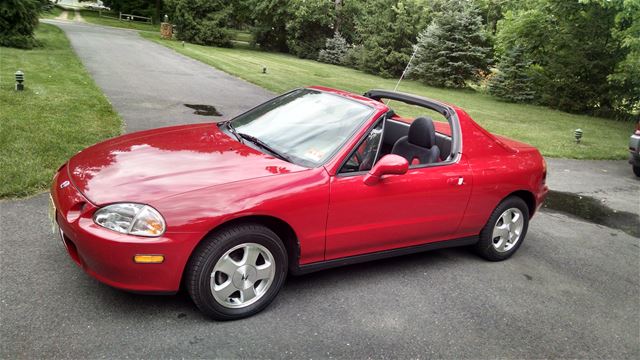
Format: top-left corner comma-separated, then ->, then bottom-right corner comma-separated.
42,19 -> 272,132
1,20 -> 638,359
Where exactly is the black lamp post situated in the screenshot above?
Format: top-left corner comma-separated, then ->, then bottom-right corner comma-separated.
15,70 -> 24,91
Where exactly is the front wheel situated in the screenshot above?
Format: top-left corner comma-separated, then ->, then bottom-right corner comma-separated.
474,196 -> 530,261
185,224 -> 288,320
633,165 -> 640,177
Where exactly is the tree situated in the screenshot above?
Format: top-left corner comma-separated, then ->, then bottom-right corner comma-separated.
357,0 -> 427,77
249,0 -> 355,59
488,46 -> 535,102
285,0 -> 336,59
165,0 -> 232,47
473,0 -> 523,34
607,0 -> 640,118
250,0 -> 291,52
318,32 -> 349,65
0,0 -> 40,49
333,0 -> 361,44
494,0 -> 629,115
409,0 -> 491,88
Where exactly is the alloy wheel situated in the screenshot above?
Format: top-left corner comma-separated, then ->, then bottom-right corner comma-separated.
491,208 -> 524,253
210,243 -> 275,308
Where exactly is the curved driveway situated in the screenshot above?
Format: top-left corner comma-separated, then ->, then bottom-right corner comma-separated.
1,20 -> 638,359
43,19 -> 273,132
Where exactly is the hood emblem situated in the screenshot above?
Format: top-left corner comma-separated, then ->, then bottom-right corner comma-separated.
60,180 -> 70,189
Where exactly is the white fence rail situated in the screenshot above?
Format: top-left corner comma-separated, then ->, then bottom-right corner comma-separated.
118,12 -> 152,23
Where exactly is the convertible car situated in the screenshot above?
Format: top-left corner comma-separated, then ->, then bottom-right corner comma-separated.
50,87 -> 548,320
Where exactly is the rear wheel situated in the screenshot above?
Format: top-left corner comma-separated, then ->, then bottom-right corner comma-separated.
633,165 -> 640,177
474,196 -> 529,261
186,224 -> 288,320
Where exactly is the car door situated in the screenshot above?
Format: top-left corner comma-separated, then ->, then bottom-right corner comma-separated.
325,121 -> 473,261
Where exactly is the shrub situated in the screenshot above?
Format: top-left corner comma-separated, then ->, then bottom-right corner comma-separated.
342,44 -> 365,69
318,32 -> 349,65
0,0 -> 40,49
195,20 -> 233,47
167,0 -> 232,47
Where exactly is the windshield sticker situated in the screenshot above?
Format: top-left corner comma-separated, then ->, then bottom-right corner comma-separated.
305,149 -> 325,162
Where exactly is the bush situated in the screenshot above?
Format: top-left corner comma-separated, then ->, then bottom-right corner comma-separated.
194,20 -> 233,47
166,0 -> 232,47
318,32 -> 349,65
342,44 -> 365,69
0,0 -> 40,49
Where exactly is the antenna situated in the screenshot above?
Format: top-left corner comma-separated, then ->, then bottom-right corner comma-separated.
386,44 -> 419,105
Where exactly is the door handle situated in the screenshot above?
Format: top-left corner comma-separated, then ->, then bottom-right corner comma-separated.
447,177 -> 464,186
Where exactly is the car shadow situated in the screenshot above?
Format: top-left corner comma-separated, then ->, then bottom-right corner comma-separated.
77,246 -> 479,321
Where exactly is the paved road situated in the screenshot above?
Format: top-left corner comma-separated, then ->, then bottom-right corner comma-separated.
546,158 -> 640,215
1,21 -> 639,359
1,195 -> 638,358
42,19 -> 273,132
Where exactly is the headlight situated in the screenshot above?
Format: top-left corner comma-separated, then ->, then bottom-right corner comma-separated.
93,203 -> 165,237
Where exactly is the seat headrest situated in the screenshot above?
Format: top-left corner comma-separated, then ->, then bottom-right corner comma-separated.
408,116 -> 436,148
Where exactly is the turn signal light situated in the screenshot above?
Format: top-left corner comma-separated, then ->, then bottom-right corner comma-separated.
134,255 -> 164,264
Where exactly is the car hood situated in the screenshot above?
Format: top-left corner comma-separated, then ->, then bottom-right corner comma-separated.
68,123 -> 308,205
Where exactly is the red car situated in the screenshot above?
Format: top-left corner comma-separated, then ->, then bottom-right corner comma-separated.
50,87 -> 548,320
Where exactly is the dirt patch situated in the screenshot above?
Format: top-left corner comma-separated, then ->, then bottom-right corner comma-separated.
74,10 -> 85,22
55,11 -> 69,21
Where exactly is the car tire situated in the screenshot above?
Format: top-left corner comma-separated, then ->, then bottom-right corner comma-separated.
474,196 -> 530,261
185,223 -> 288,320
633,165 -> 640,177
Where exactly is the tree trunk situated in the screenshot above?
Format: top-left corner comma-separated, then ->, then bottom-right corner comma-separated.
155,0 -> 161,24
334,0 -> 342,34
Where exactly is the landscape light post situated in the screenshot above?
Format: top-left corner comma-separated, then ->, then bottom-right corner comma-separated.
574,129 -> 583,143
15,70 -> 24,91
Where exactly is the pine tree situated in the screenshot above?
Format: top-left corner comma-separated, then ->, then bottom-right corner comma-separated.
0,0 -> 41,49
318,32 -> 349,65
357,0 -> 426,77
409,0 -> 491,88
488,46 -> 535,102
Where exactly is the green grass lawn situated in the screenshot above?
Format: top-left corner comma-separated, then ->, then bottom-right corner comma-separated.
0,24 -> 122,198
142,33 -> 634,160
79,10 -> 159,32
40,6 -> 63,19
229,29 -> 253,43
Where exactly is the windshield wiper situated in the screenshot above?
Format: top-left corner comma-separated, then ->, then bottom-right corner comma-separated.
238,133 -> 292,163
219,120 -> 243,144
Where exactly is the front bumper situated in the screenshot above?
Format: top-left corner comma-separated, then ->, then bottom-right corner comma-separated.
629,134 -> 640,166
534,185 -> 549,216
50,166 -> 195,293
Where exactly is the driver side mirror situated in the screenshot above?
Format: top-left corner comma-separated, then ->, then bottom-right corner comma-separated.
363,154 -> 409,186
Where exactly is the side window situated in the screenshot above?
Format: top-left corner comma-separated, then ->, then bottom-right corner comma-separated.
340,120 -> 384,174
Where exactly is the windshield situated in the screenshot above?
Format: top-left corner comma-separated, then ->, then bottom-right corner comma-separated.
228,89 -> 374,167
